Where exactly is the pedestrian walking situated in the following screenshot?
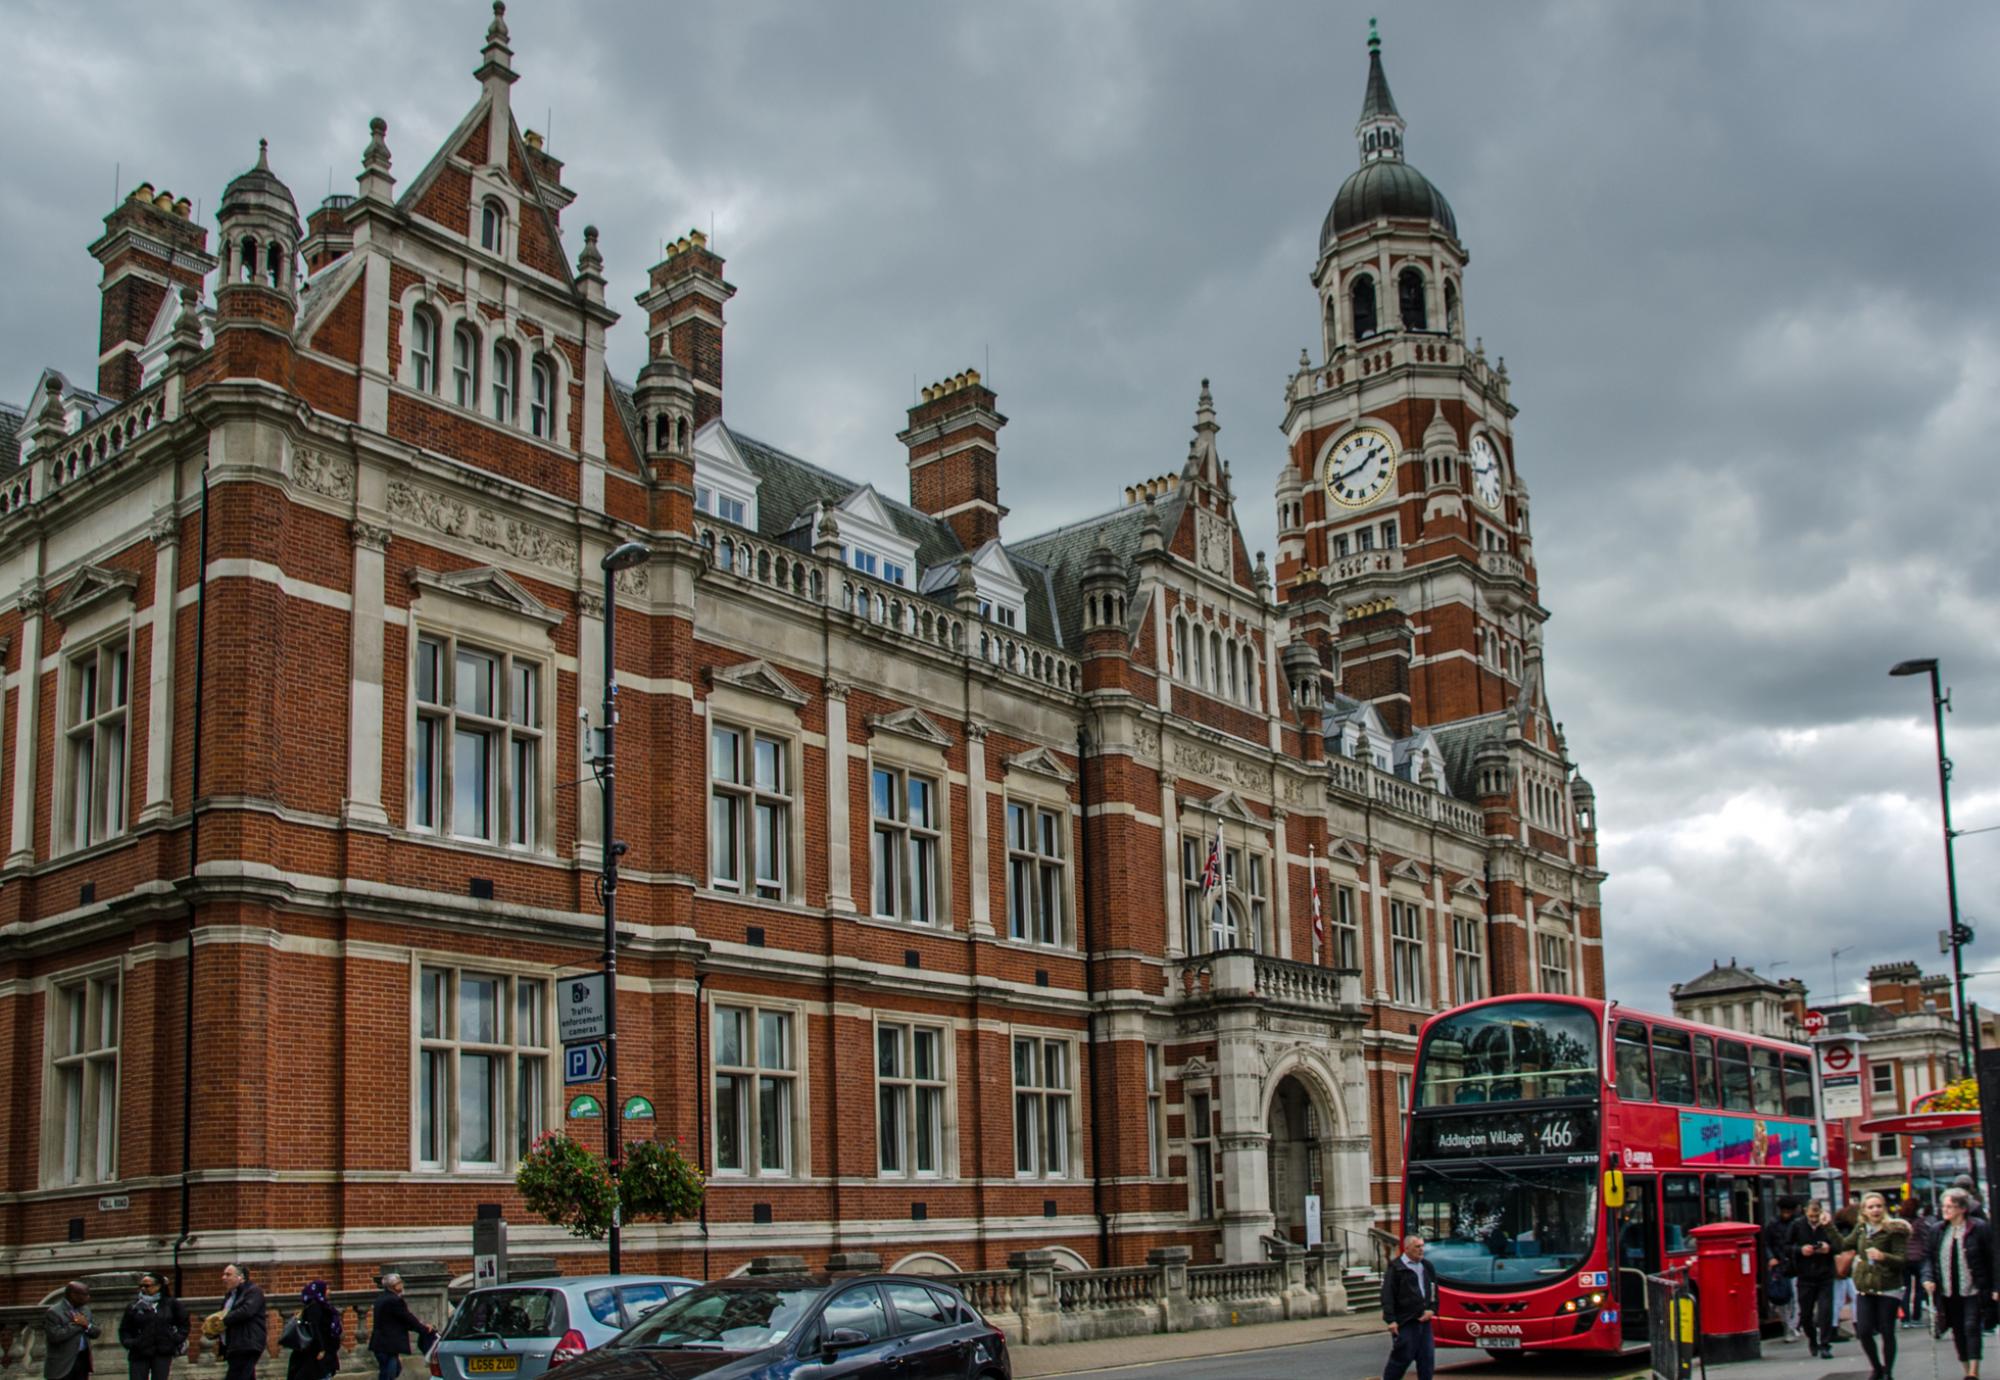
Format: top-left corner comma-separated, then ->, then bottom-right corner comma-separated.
1904,1200 -> 1936,1327
1951,1176 -> 1988,1220
1835,1202 -> 1862,1338
367,1273 -> 438,1380
283,1281 -> 342,1380
1923,1186 -> 1994,1380
1381,1235 -> 1438,1380
43,1282 -> 100,1380
1792,1199 -> 1845,1359
118,1273 -> 189,1380
216,1264 -> 268,1380
1844,1191 -> 1912,1380
1765,1197 -> 1801,1340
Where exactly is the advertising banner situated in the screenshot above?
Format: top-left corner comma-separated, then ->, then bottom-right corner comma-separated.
1678,1110 -> 1819,1168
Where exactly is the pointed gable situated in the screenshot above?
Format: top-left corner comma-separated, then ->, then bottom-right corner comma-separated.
1005,746 -> 1075,785
408,564 -> 563,627
49,564 -> 139,624
866,706 -> 954,748
709,658 -> 808,706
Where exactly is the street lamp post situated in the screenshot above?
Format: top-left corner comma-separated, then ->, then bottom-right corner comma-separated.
1890,657 -> 1971,1077
599,540 -> 651,1273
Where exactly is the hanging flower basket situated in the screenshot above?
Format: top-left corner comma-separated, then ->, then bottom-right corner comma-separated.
516,1132 -> 619,1240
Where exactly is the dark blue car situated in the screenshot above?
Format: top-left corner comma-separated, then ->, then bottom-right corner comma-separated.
550,1273 -> 1010,1380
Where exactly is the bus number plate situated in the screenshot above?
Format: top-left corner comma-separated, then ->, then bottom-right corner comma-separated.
1482,1337 -> 1521,1349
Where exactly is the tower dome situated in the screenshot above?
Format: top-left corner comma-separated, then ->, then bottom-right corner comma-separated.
1320,23 -> 1458,253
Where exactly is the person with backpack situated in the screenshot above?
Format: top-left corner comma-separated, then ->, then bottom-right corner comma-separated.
1903,1200 -> 1937,1328
1765,1198 -> 1802,1340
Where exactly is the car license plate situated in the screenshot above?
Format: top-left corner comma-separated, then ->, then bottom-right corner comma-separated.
466,1358 -> 519,1373
1481,1337 -> 1521,1350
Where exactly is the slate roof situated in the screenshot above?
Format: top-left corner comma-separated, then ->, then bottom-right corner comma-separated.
1427,713 -> 1511,803
1008,502 -> 1148,650
1359,43 -> 1401,123
0,402 -> 23,468
1674,961 -> 1785,997
728,430 -> 966,573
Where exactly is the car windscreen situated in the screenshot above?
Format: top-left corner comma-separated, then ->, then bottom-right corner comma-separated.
610,1285 -> 821,1352
444,1289 -> 568,1340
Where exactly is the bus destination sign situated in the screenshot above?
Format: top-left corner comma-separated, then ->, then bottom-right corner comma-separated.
1411,1107 -> 1599,1162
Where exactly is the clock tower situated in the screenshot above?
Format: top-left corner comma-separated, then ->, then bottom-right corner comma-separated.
1277,21 -> 1543,741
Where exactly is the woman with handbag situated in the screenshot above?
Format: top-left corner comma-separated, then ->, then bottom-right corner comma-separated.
282,1281 -> 342,1380
1922,1187 -> 1994,1380
1792,1200 -> 1846,1359
1844,1191 -> 1913,1380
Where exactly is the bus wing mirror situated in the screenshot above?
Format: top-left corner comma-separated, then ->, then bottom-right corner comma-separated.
1604,1169 -> 1626,1209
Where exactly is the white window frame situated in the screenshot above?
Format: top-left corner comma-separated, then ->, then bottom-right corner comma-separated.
413,965 -> 551,1172
1870,1063 -> 1896,1100
1145,1044 -> 1165,1178
1180,825 -> 1272,956
43,966 -> 121,1188
1537,930 -> 1573,995
1012,1034 -> 1075,1180
528,354 -> 554,438
61,634 -> 132,852
411,307 -> 440,394
1452,913 -> 1485,1003
1330,884 -> 1360,970
709,723 -> 792,901
1188,1087 -> 1216,1220
1389,898 -> 1425,1005
1005,798 -> 1069,947
452,323 -> 480,409
491,341 -> 518,423
876,1021 -> 950,1179
411,632 -> 544,850
479,198 -> 507,255
712,1002 -> 801,1179
871,762 -> 941,926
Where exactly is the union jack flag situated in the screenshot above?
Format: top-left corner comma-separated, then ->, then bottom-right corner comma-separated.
1310,845 -> 1325,958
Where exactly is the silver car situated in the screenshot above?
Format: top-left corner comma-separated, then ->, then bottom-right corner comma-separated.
433,1276 -> 700,1380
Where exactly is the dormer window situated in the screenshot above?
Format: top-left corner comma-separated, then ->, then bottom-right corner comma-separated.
979,599 -> 1018,630
694,486 -> 746,527
480,199 -> 506,253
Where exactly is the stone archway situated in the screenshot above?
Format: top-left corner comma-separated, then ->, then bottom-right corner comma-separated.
1266,1074 -> 1331,1247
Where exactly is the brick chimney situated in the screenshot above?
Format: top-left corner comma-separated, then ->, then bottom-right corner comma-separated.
86,182 -> 216,400
899,369 -> 1007,550
637,230 -> 735,430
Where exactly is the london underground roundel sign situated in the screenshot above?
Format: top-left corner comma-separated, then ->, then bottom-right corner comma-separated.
1821,1043 -> 1855,1073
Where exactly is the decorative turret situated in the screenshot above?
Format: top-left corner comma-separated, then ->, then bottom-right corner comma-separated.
1473,735 -> 1514,807
1355,19 -> 1406,164
632,319 -> 697,528
216,141 -> 302,317
1282,640 -> 1321,713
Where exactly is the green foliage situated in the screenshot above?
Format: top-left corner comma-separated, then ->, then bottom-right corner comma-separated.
514,1132 -> 706,1241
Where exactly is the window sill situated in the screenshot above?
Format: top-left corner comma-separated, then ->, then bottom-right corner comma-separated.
398,828 -> 565,869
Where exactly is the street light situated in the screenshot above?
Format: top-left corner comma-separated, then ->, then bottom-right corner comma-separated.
598,540 -> 650,1273
1890,657 -> 1971,1077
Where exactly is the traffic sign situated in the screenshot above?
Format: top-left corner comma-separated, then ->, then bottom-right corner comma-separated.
564,1041 -> 606,1085
1803,1010 -> 1827,1036
1821,1043 -> 1856,1074
559,973 -> 608,1044
1823,1073 -> 1863,1119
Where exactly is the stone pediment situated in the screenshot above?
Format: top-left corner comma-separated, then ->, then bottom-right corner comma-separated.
49,564 -> 139,624
866,706 -> 954,748
1539,899 -> 1574,923
1453,877 -> 1489,903
407,564 -> 563,626
1188,789 -> 1261,826
1388,858 -> 1430,886
1324,837 -> 1367,867
1005,746 -> 1074,784
710,659 -> 808,706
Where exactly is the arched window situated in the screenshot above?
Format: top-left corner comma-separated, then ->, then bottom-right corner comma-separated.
239,236 -> 259,284
1398,268 -> 1427,331
1243,646 -> 1258,707
1209,630 -> 1224,690
1175,617 -> 1190,681
265,241 -> 285,288
653,413 -> 670,452
452,324 -> 479,408
1444,280 -> 1460,336
1351,275 -> 1377,339
529,355 -> 554,438
492,342 -> 518,422
1227,640 -> 1240,699
480,199 -> 506,253
676,417 -> 689,450
410,308 -> 439,393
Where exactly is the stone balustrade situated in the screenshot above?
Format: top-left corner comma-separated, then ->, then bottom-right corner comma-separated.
40,385 -> 172,497
1478,549 -> 1525,580
1171,949 -> 1363,1017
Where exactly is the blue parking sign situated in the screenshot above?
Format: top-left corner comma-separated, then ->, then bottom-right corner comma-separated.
564,1041 -> 605,1085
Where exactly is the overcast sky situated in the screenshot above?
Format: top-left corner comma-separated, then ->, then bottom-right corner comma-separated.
5,1 -> 1996,1016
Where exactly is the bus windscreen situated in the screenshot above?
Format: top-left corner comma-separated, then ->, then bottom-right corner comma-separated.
1406,1161 -> 1600,1289
1417,1000 -> 1600,1107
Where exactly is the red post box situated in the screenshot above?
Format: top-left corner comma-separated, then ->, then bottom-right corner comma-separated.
1688,1221 -> 1763,1362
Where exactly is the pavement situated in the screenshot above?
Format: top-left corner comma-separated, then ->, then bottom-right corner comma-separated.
1011,1318 -> 1970,1380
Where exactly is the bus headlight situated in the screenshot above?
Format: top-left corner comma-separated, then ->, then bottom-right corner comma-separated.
1560,1292 -> 1606,1313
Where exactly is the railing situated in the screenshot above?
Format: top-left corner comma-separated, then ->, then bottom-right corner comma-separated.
950,1271 -> 1023,1320
1055,1268 -> 1157,1310
1371,772 -> 1429,817
1172,950 -> 1362,1015
1478,550 -> 1525,580
0,468 -> 28,516
1188,1263 -> 1282,1303
1293,332 -> 1509,406
1323,758 -> 1486,838
0,1289 -> 404,1380
1326,548 -> 1404,581
694,520 -> 1082,697
40,384 -> 172,497
1254,953 -> 1359,1012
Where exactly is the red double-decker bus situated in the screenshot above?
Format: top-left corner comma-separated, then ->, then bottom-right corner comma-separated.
1403,994 -> 1822,1355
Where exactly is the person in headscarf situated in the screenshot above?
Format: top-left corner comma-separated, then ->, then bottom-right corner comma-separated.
285,1281 -> 342,1380
118,1272 -> 189,1380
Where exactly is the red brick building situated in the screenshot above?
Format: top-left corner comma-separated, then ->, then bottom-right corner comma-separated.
0,13 -> 1603,1296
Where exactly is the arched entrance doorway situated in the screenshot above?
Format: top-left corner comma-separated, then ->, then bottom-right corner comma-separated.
1266,1074 -> 1329,1245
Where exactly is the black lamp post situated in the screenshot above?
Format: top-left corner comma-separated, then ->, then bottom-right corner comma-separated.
599,540 -> 650,1272
1890,657 -> 1971,1077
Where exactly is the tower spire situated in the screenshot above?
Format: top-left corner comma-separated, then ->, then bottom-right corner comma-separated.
1356,19 -> 1406,165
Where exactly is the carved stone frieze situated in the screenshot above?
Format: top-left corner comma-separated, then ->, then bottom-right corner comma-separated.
1134,723 -> 1160,759
386,480 -> 578,575
1171,737 -> 1272,793
350,520 -> 391,552
294,448 -> 356,501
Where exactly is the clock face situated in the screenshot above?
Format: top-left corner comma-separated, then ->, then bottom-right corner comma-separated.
1469,434 -> 1503,510
1324,428 -> 1397,509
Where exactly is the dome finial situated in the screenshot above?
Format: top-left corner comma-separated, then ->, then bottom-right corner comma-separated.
1368,16 -> 1380,53
256,138 -> 270,170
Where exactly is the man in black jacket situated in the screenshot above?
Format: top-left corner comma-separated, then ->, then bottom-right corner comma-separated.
1382,1234 -> 1440,1380
368,1274 -> 438,1380
218,1265 -> 267,1380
